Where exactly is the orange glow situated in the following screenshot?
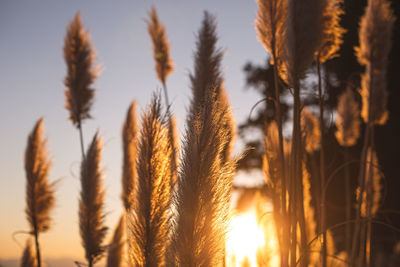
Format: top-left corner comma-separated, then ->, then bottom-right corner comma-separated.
226,207 -> 280,267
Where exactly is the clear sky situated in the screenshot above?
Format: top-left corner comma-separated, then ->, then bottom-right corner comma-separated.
0,0 -> 267,262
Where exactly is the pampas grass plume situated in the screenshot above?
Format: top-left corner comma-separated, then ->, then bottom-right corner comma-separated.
169,13 -> 237,260
356,0 -> 395,125
21,240 -> 37,267
79,133 -> 108,266
64,12 -> 100,128
121,101 -> 139,211
255,0 -> 287,66
107,215 -> 126,267
301,108 -> 321,153
335,86 -> 361,147
318,0 -> 346,63
282,0 -> 326,85
147,7 -> 174,84
128,96 -> 172,266
25,118 -> 55,234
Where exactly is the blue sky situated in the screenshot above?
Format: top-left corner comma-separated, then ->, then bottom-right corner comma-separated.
0,0 -> 267,261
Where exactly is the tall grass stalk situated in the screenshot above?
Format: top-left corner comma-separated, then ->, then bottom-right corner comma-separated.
352,0 -> 394,265
169,12 -> 236,266
24,118 -> 55,267
147,7 -> 178,188
335,85 -> 361,260
315,1 -> 345,263
255,1 -> 288,264
64,12 -> 100,159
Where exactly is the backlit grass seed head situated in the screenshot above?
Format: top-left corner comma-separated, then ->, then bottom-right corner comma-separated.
107,215 -> 126,267
21,239 -> 37,267
282,0 -> 326,86
64,12 -> 100,127
318,0 -> 346,63
128,96 -> 172,267
356,0 -> 394,125
301,108 -> 321,153
255,0 -> 287,66
122,101 -> 139,211
79,133 -> 108,264
335,86 -> 361,146
148,7 -> 174,84
25,118 -> 55,234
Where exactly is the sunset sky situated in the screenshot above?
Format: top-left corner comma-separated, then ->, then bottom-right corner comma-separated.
0,0 -> 267,262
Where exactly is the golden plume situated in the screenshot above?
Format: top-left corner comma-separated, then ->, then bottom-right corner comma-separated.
255,0 -> 287,67
359,148 -> 383,218
147,7 -> 174,84
300,108 -> 321,153
335,86 -> 361,147
25,118 -> 55,267
79,133 -> 107,266
128,96 -> 173,266
121,101 -> 139,211
63,12 -> 100,128
281,0 -> 326,86
25,118 -> 55,234
317,0 -> 346,63
356,0 -> 395,125
106,215 -> 126,267
21,239 -> 37,267
170,89 -> 236,266
188,11 -> 235,163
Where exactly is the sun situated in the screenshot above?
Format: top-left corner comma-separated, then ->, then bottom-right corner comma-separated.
226,210 -> 267,266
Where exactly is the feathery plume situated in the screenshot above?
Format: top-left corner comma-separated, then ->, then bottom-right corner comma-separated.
121,101 -> 139,211
25,118 -> 55,267
79,133 -> 107,266
355,0 -> 395,125
64,12 -> 100,128
300,108 -> 321,153
170,89 -> 236,266
168,13 -> 236,266
317,0 -> 346,63
21,240 -> 37,267
360,69 -> 389,125
128,96 -> 173,266
359,149 -> 383,217
25,118 -> 55,234
107,215 -> 126,267
147,7 -> 174,84
281,0 -> 326,86
335,86 -> 361,147
255,0 -> 287,67
188,11 -> 235,163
